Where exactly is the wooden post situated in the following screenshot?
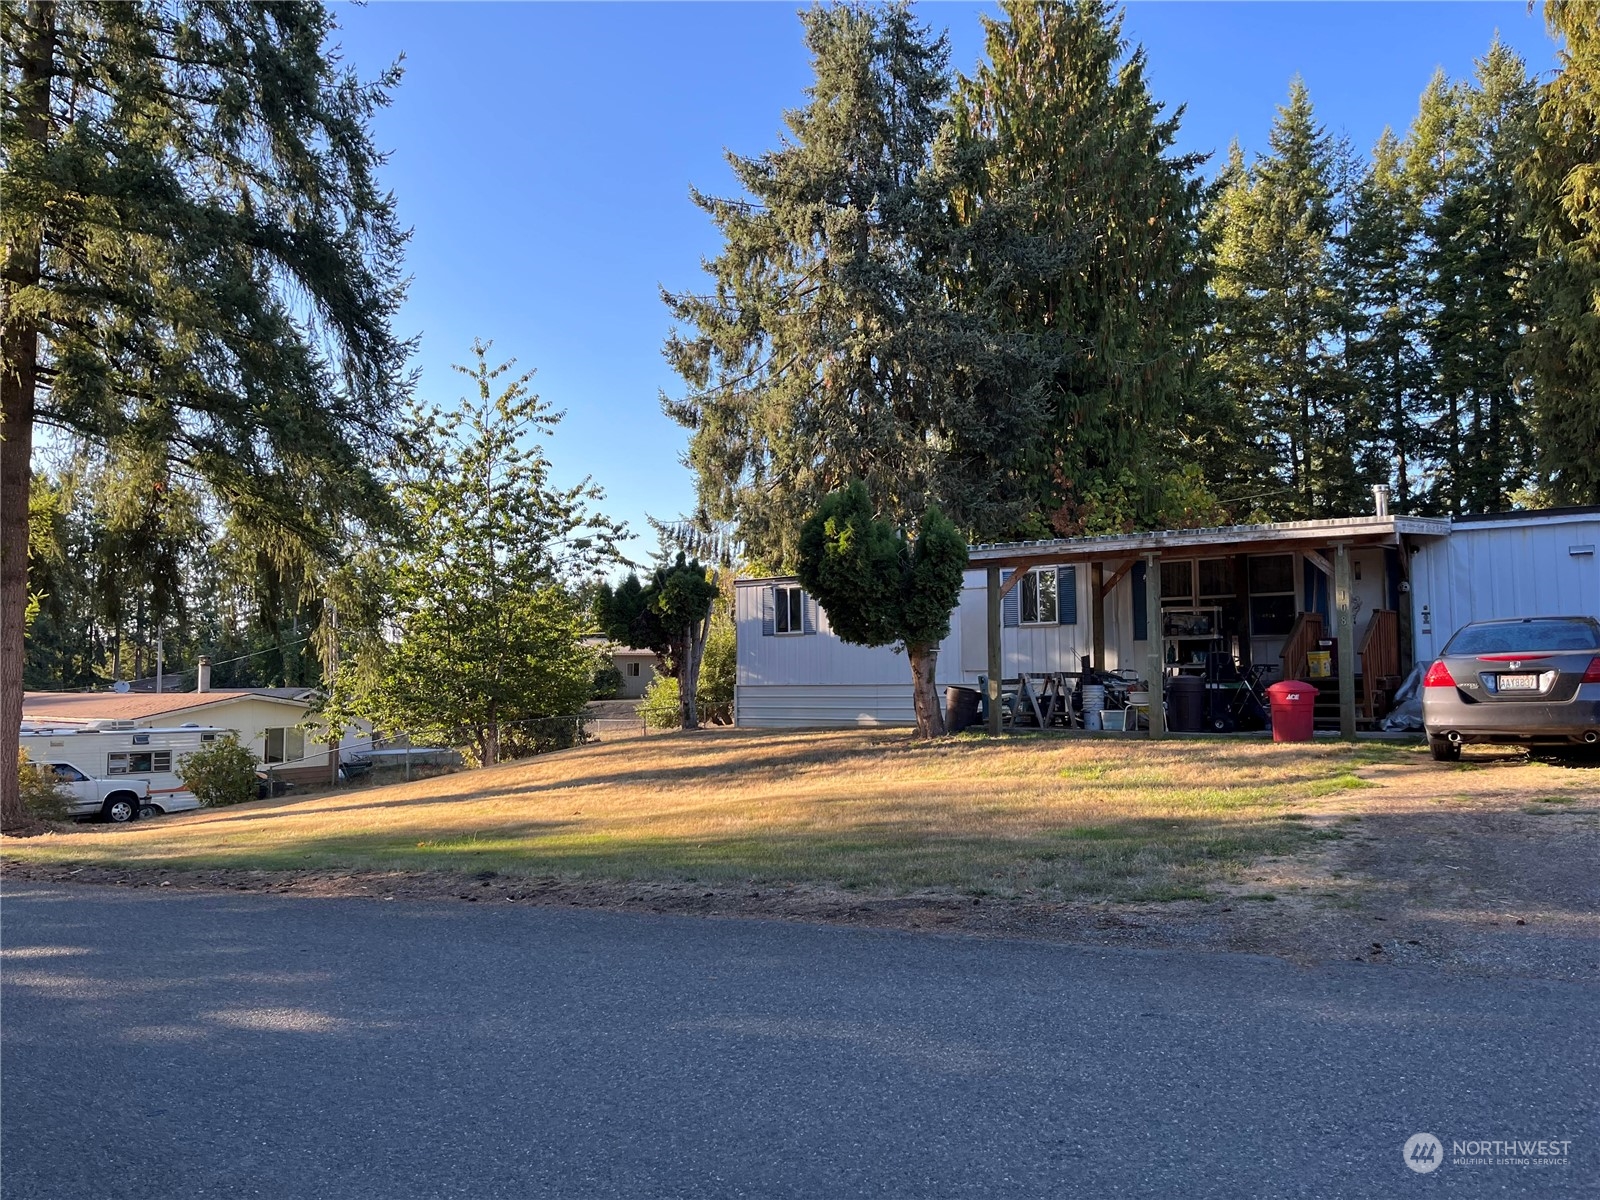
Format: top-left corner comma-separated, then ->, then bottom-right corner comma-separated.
1090,561 -> 1106,671
1335,542 -> 1357,741
987,564 -> 1003,736
1144,552 -> 1165,737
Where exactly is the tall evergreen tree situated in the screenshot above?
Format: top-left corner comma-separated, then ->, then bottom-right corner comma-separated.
1521,1 -> 1600,504
954,0 -> 1213,534
1,2 -> 412,826
664,3 -> 1037,731
1341,128 -> 1431,509
1414,42 -> 1538,514
1206,80 -> 1359,519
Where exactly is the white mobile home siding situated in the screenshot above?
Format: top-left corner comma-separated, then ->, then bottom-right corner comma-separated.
1410,513 -> 1600,662
735,579 -> 966,727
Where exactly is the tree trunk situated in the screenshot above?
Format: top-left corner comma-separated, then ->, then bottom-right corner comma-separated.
908,642 -> 945,739
0,2 -> 56,830
677,615 -> 710,731
483,702 -> 499,767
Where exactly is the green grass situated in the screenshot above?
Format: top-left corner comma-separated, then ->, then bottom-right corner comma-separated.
2,730 -> 1411,902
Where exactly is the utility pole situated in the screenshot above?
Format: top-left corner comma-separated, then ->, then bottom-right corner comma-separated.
155,634 -> 164,694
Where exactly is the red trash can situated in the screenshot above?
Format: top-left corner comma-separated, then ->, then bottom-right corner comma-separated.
1266,680 -> 1318,743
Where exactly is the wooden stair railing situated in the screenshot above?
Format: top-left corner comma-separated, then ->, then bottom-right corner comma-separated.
1358,608 -> 1400,719
1279,611 -> 1325,682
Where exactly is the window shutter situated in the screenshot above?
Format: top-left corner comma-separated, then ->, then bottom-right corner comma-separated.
803,594 -> 820,634
1002,571 -> 1019,628
1059,566 -> 1077,625
1132,561 -> 1147,641
761,587 -> 775,636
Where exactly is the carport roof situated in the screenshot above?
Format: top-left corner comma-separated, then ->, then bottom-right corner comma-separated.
968,514 -> 1450,570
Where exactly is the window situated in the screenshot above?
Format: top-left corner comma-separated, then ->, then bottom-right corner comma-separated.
1160,560 -> 1194,603
774,585 -> 805,634
106,751 -> 171,775
1247,554 -> 1297,636
264,727 -> 305,764
1197,558 -> 1235,599
1021,568 -> 1058,625
626,662 -> 641,677
50,763 -> 88,783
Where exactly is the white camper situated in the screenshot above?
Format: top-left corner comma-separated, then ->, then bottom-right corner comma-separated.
19,721 -> 228,818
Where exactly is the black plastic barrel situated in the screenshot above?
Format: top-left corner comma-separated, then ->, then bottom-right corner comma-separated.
1167,674 -> 1205,732
945,685 -> 982,733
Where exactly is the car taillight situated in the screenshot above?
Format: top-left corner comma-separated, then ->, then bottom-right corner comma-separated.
1423,660 -> 1456,688
1583,657 -> 1600,685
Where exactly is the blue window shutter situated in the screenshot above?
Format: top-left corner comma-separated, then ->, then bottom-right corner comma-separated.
761,587 -> 775,636
1060,566 -> 1077,625
1132,562 -> 1147,641
1002,571 -> 1019,628
803,593 -> 820,634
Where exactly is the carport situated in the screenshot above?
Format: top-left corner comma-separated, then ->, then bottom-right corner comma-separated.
969,512 -> 1450,739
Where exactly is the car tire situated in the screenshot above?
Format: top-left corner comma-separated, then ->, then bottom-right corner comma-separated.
1428,736 -> 1460,763
137,803 -> 163,821
102,793 -> 139,823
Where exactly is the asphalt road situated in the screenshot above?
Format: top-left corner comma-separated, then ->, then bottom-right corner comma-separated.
2,883 -> 1596,1199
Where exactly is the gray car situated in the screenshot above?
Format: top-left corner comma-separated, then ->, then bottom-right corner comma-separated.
1421,615 -> 1600,761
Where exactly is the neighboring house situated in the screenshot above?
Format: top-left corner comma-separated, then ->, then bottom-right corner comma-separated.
735,503 -> 1600,731
585,637 -> 658,700
19,686 -> 372,786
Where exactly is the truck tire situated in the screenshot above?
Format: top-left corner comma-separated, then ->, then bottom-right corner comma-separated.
138,803 -> 163,821
102,793 -> 139,823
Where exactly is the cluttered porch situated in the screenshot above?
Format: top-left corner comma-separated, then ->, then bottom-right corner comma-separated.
960,506 -> 1448,739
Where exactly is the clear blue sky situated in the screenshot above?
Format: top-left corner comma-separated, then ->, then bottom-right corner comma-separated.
329,1 -> 1558,568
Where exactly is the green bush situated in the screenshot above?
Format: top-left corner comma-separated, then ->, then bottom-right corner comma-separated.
697,615 -> 736,725
179,733 -> 260,807
18,749 -> 71,822
591,661 -> 623,700
639,672 -> 682,730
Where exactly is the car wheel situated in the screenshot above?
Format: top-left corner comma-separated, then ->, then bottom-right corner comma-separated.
103,794 -> 138,823
1428,736 -> 1460,763
138,803 -> 163,821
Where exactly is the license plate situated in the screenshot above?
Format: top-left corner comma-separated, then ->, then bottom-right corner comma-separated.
1498,673 -> 1539,691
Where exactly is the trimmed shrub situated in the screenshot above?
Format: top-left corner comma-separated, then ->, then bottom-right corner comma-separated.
179,733 -> 260,807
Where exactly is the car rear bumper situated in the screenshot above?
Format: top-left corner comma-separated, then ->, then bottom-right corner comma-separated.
1422,691 -> 1600,744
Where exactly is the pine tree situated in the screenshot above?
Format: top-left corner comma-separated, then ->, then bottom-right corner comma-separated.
1341,129 -> 1432,509
1521,1 -> 1600,504
663,3 -> 1037,735
953,0 -> 1212,534
1,1 -> 412,826
1413,43 -> 1538,514
1206,80 -> 1358,519
325,343 -> 625,767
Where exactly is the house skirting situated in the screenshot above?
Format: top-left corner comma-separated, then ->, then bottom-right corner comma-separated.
735,684 -> 916,728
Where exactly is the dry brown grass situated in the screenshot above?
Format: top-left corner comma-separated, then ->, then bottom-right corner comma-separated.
0,729 -> 1431,900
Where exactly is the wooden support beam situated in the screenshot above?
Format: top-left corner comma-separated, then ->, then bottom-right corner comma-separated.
998,567 -> 1026,600
1304,550 -> 1333,578
1335,542 -> 1357,741
1102,558 -> 1135,594
1091,562 -> 1106,671
987,565 -> 1003,736
1144,552 -> 1165,737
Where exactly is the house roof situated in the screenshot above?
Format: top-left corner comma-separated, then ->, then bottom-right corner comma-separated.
21,689 -> 311,722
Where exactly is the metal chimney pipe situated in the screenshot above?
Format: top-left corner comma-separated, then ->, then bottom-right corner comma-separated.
197,655 -> 211,693
1372,484 -> 1390,518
